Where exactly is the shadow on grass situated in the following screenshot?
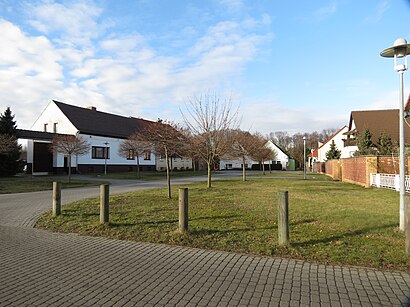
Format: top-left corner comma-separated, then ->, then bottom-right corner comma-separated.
138,219 -> 179,225
62,210 -> 99,217
109,222 -> 136,227
291,223 -> 397,247
290,219 -> 316,226
190,225 -> 276,235
190,214 -> 240,221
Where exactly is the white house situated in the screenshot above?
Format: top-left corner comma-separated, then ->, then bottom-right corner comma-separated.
219,140 -> 290,171
317,126 -> 348,162
26,100 -> 190,174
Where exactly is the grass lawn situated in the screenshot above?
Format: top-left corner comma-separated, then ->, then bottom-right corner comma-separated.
35,177 -> 410,271
94,170 -> 207,180
0,175 -> 104,194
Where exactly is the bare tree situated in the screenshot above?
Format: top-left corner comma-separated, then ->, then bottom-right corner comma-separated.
50,135 -> 90,182
251,134 -> 274,175
226,130 -> 260,181
182,92 -> 239,188
0,134 -> 17,154
269,131 -> 292,151
141,120 -> 184,199
118,134 -> 150,179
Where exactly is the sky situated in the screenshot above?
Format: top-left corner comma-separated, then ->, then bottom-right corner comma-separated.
0,0 -> 410,135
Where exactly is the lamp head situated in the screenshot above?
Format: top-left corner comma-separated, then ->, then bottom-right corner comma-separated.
380,38 -> 410,58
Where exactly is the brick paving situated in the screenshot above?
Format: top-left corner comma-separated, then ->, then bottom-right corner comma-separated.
0,175 -> 409,306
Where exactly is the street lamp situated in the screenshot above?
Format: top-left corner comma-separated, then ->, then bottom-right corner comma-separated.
381,38 -> 410,231
303,136 -> 306,180
104,142 -> 109,175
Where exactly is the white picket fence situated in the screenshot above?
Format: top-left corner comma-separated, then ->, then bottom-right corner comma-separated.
370,173 -> 410,191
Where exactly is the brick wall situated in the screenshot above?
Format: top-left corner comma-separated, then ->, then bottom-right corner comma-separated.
377,156 -> 398,174
313,156 -> 410,188
341,157 -> 367,186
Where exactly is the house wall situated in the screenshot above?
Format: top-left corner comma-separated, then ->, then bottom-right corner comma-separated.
31,100 -> 78,134
317,127 -> 348,162
341,145 -> 358,158
220,158 -> 254,170
265,141 -> 289,170
156,157 -> 193,171
74,134 -> 155,171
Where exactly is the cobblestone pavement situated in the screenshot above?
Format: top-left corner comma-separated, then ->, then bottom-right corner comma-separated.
0,175 -> 410,306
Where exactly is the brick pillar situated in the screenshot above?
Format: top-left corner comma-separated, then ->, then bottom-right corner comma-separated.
365,157 -> 378,188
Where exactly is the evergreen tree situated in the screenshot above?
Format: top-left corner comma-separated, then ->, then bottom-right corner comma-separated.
325,140 -> 341,160
377,132 -> 394,155
0,107 -> 21,176
0,107 -> 17,134
354,128 -> 374,156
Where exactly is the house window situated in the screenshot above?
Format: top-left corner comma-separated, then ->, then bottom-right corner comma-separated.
43,123 -> 48,132
126,149 -> 134,160
92,146 -> 110,159
143,151 -> 151,160
53,123 -> 57,133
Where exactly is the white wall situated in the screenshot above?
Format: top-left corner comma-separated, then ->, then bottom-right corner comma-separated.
31,100 -> 77,134
76,134 -> 155,167
156,156 -> 193,171
219,141 -> 289,170
220,157 -> 254,170
265,141 -> 289,170
317,126 -> 348,162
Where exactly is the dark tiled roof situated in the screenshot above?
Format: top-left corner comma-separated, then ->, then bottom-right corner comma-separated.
16,129 -> 69,140
53,100 -> 155,138
348,109 -> 410,144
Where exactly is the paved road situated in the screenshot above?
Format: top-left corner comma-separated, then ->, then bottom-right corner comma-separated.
1,173 -> 410,306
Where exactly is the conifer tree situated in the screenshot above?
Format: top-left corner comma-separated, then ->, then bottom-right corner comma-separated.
377,132 -> 394,155
0,107 -> 21,176
325,140 -> 341,160
354,128 -> 374,156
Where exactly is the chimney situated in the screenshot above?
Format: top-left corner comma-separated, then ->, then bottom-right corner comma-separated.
87,106 -> 97,111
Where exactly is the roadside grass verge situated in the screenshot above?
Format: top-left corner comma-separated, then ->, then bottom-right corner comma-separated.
94,170 -> 207,180
35,177 -> 409,271
0,175 -> 104,194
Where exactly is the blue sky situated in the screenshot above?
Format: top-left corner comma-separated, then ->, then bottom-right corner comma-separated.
1,0 -> 410,134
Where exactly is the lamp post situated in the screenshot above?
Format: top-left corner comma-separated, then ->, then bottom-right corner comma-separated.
381,38 -> 410,231
104,142 -> 109,175
303,136 -> 306,180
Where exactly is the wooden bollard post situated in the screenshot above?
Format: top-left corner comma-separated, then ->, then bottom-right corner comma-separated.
100,184 -> 109,225
278,191 -> 289,245
405,195 -> 410,255
52,182 -> 61,217
179,188 -> 188,233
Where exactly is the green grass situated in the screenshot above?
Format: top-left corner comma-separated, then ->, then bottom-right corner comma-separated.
248,171 -> 331,180
0,175 -> 104,194
35,177 -> 410,271
94,170 -> 207,180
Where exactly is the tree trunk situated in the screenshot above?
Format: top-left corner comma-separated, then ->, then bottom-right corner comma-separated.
262,159 -> 266,175
68,155 -> 72,183
207,160 -> 212,188
269,161 -> 272,173
165,146 -> 171,199
242,156 -> 246,181
136,156 -> 141,179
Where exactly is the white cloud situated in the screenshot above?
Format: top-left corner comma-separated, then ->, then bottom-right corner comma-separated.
364,0 -> 390,23
0,19 -> 64,127
241,100 -> 348,134
27,0 -> 109,46
314,2 -> 337,20
1,1 -> 272,129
